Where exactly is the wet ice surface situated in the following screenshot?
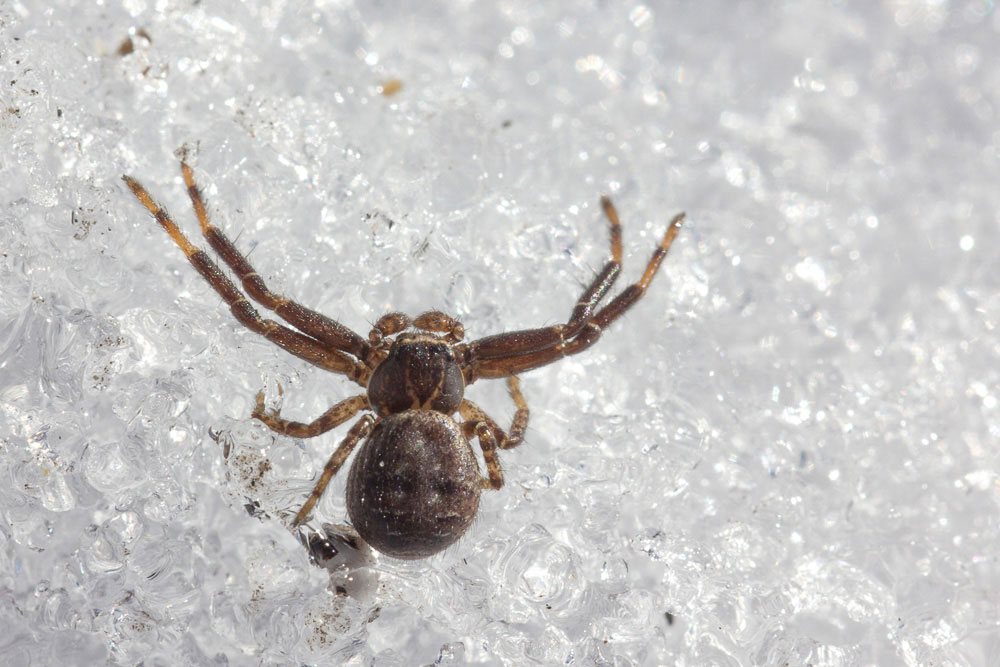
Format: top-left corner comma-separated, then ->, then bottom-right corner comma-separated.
2,1 -> 1000,665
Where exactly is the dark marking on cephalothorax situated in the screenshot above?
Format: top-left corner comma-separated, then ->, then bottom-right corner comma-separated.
367,333 -> 465,416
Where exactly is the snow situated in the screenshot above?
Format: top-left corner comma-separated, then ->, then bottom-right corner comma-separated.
1,1 -> 999,664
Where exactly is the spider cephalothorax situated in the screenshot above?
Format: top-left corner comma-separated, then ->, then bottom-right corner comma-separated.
123,156 -> 683,559
367,333 -> 465,416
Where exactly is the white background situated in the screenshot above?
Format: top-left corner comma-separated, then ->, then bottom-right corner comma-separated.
1,1 -> 999,665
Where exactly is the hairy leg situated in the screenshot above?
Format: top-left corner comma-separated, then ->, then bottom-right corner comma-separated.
253,393 -> 369,438
459,377 -> 529,450
465,210 -> 685,381
292,414 -> 376,526
180,160 -> 371,362
457,197 -> 628,366
123,174 -> 369,384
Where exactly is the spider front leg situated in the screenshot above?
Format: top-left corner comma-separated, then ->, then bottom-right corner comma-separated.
253,392 -> 369,438
122,174 -> 369,384
179,160 -> 372,362
457,197 -> 627,368
465,209 -> 685,381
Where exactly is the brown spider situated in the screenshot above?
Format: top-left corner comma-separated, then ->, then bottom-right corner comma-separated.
123,158 -> 684,560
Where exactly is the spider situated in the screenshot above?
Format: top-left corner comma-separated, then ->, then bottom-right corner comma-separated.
123,158 -> 684,560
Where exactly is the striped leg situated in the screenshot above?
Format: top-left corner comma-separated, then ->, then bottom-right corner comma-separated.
179,161 -> 372,362
122,174 -> 369,385
457,197 -> 628,368
465,207 -> 684,381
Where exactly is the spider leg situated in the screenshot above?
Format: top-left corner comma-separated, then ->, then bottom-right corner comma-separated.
253,392 -> 369,438
458,376 -> 528,449
456,198 -> 626,366
292,414 -> 375,526
123,175 -> 369,385
454,197 -> 631,377
465,210 -> 685,380
461,378 -> 528,490
463,419 -> 503,490
179,161 -> 372,363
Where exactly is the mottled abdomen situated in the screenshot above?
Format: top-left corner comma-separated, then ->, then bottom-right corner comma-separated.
346,410 -> 481,559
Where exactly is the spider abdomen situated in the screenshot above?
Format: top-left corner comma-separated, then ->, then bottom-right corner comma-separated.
346,410 -> 481,559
